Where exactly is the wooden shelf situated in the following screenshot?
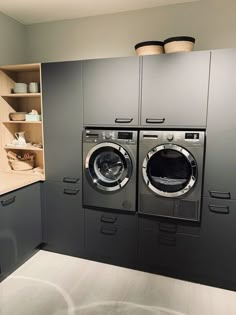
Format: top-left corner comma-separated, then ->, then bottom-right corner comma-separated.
3,121 -> 42,124
1,93 -> 41,98
0,63 -> 40,72
4,145 -> 43,151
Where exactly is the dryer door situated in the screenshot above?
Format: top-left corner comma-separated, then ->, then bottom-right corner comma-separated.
142,144 -> 197,197
85,142 -> 132,191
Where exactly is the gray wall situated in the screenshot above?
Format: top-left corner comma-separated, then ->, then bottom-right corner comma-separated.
0,13 -> 27,65
26,0 -> 236,63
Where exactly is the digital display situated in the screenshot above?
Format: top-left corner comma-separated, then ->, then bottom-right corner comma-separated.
118,132 -> 133,140
185,133 -> 199,140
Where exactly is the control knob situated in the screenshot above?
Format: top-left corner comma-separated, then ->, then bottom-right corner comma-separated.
105,133 -> 112,140
167,134 -> 174,141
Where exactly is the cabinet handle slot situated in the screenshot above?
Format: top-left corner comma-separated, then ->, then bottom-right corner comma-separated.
1,196 -> 16,207
115,118 -> 133,123
100,215 -> 117,224
63,189 -> 80,195
208,205 -> 230,214
146,118 -> 165,124
63,177 -> 79,184
159,223 -> 177,234
100,226 -> 117,235
159,234 -> 176,246
209,191 -> 231,199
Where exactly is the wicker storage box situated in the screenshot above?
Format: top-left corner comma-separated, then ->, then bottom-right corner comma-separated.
164,36 -> 195,53
10,159 -> 34,171
135,41 -> 164,56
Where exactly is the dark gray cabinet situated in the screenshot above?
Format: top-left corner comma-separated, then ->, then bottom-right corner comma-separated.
141,51 -> 210,127
138,216 -> 201,277
43,181 -> 84,257
42,61 -> 83,182
0,183 -> 42,278
83,57 -> 140,126
204,49 -> 236,199
199,197 -> 236,289
85,209 -> 137,267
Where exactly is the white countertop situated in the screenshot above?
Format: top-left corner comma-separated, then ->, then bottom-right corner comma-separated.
0,171 -> 43,195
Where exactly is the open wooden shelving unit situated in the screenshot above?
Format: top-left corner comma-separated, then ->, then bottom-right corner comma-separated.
0,63 -> 45,179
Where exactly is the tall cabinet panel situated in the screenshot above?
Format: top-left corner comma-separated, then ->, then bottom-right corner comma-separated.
83,57 -> 140,126
204,49 -> 236,199
41,61 -> 84,256
41,61 -> 83,182
141,51 -> 210,127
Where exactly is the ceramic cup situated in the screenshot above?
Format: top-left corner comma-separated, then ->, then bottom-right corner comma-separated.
28,82 -> 39,93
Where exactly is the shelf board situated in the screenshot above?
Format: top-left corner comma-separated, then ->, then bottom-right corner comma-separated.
4,145 -> 43,151
1,93 -> 41,98
0,63 -> 40,72
2,121 -> 42,124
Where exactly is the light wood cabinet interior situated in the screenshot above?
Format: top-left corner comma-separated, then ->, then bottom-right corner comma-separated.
0,63 -> 45,178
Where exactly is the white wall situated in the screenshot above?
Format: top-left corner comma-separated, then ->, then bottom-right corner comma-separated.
0,13 -> 27,65
26,0 -> 236,63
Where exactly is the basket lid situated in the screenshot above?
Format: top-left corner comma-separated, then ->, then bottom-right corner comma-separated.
135,41 -> 164,50
164,36 -> 195,45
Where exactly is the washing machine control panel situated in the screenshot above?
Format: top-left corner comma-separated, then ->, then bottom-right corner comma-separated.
84,129 -> 137,144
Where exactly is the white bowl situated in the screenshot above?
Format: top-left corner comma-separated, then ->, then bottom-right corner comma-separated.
14,83 -> 27,94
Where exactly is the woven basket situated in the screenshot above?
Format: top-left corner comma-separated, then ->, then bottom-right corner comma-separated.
164,36 -> 195,54
135,41 -> 164,56
9,112 -> 27,121
10,159 -> 34,171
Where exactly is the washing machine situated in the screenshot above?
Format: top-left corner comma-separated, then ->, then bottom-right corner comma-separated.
83,129 -> 137,212
139,130 -> 205,221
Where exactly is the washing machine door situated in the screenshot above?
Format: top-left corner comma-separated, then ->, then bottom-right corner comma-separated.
142,144 -> 197,197
85,142 -> 132,192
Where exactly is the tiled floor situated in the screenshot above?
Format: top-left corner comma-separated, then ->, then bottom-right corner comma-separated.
0,250 -> 236,315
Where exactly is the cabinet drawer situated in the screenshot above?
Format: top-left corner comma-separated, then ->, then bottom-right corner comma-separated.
43,181 -> 84,257
85,209 -> 137,266
199,198 -> 236,284
0,184 -> 41,277
138,216 -> 201,273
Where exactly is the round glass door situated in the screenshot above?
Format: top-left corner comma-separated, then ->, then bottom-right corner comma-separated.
85,142 -> 132,191
142,144 -> 197,197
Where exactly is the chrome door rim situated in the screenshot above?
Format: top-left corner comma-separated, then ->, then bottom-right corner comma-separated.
85,142 -> 132,192
142,144 -> 197,197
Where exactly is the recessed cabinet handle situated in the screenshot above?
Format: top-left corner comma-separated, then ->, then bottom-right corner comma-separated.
209,191 -> 231,199
100,226 -> 117,235
115,118 -> 133,123
159,235 -> 176,246
159,223 -> 177,234
208,205 -> 230,214
100,215 -> 117,224
146,118 -> 165,124
1,196 -> 16,207
63,177 -> 79,184
63,188 -> 80,195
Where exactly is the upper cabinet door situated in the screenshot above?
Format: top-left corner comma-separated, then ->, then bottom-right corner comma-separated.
141,51 -> 210,127
203,49 -> 236,199
42,61 -> 83,182
83,57 -> 140,126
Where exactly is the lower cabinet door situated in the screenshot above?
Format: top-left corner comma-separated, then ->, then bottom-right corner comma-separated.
138,216 -> 201,277
85,208 -> 138,267
0,183 -> 42,277
199,198 -> 236,289
43,181 -> 84,257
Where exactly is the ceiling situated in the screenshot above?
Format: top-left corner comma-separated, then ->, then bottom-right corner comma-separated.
0,0 -> 199,25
